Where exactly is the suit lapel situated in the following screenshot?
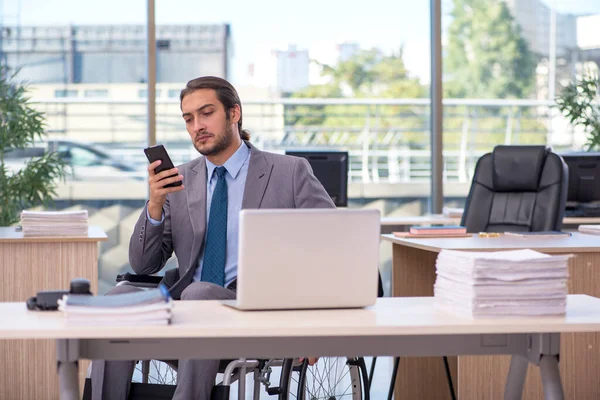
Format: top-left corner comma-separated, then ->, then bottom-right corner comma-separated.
186,157 -> 207,271
242,142 -> 273,209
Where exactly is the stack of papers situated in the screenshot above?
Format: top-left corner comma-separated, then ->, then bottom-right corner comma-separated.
434,249 -> 571,317
442,207 -> 464,218
504,231 -> 571,238
578,225 -> 600,235
58,286 -> 173,326
20,210 -> 88,237
410,225 -> 467,235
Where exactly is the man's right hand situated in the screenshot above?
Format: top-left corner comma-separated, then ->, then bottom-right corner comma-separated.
147,160 -> 185,220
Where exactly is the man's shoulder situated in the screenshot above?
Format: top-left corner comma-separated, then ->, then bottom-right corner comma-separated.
253,147 -> 302,166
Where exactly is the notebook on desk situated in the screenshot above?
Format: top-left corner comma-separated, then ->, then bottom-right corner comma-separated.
220,208 -> 381,311
504,231 -> 572,238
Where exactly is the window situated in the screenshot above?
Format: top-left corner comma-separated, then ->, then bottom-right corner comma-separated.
441,0 -> 600,202
57,144 -> 103,167
83,89 -> 109,98
156,39 -> 170,50
54,89 -> 78,98
138,89 -> 162,98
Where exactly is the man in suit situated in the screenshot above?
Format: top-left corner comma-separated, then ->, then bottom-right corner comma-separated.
90,76 -> 335,400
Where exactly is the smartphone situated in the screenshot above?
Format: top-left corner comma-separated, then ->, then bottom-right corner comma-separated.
143,144 -> 183,188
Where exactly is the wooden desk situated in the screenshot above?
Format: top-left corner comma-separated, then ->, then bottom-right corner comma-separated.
4,296 -> 600,400
0,226 -> 107,400
381,232 -> 600,400
380,214 -> 600,228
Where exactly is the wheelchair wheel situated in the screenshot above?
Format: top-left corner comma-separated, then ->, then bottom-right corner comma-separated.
133,360 -> 178,385
279,357 -> 368,400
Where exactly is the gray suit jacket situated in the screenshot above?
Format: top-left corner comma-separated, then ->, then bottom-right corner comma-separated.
129,142 -> 335,299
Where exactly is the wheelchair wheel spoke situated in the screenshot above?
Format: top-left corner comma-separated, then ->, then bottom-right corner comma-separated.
307,365 -> 329,396
296,358 -> 357,399
155,361 -> 165,383
155,362 -> 164,383
334,368 -> 351,389
133,360 -> 176,386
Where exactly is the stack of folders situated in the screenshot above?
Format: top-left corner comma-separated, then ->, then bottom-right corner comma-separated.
58,285 -> 173,326
434,249 -> 571,317
20,210 -> 88,237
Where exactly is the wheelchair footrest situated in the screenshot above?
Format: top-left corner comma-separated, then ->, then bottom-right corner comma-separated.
211,384 -> 230,400
82,378 -> 176,400
129,383 -> 176,400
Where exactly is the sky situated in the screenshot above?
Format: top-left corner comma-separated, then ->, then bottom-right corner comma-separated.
2,0 -> 600,86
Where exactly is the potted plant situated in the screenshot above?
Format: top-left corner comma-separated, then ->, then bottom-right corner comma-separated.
0,67 -> 67,226
555,73 -> 600,151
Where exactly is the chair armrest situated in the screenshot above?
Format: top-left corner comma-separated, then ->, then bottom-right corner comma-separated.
116,273 -> 163,288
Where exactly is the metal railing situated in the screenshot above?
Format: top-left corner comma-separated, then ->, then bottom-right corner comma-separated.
30,97 -> 581,185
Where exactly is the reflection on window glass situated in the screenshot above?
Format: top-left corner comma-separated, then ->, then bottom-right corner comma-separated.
84,89 -> 109,98
69,148 -> 101,166
138,89 -> 162,98
58,145 -> 101,167
54,89 -> 78,98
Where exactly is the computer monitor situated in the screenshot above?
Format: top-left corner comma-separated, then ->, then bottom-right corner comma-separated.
285,150 -> 348,207
561,152 -> 600,204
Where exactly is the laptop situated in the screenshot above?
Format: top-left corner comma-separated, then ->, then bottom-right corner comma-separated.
221,208 -> 381,311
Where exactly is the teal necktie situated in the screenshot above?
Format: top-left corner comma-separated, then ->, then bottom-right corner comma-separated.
201,166 -> 227,286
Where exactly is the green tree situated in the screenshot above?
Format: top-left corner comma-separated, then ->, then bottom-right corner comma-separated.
0,68 -> 67,226
314,47 -> 424,98
286,47 -> 425,132
445,0 -> 536,99
284,83 -> 343,127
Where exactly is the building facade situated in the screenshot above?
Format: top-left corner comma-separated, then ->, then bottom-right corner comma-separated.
0,24 -> 231,84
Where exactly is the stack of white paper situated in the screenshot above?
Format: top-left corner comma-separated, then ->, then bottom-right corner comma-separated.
434,249 -> 571,317
20,210 -> 88,237
58,287 -> 172,326
442,207 -> 464,218
578,225 -> 600,235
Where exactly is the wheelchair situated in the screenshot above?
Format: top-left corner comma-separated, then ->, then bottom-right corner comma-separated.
101,272 -> 373,400
131,356 -> 370,400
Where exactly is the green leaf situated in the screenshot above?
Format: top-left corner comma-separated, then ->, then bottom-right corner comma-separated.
555,73 -> 600,151
0,66 -> 68,226
444,0 -> 536,99
285,47 -> 425,128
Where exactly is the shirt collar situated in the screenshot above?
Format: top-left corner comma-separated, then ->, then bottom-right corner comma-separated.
206,141 -> 250,180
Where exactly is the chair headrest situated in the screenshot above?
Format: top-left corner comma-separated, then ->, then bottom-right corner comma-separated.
492,145 -> 549,192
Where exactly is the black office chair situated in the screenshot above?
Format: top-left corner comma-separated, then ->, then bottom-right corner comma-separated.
461,145 -> 568,233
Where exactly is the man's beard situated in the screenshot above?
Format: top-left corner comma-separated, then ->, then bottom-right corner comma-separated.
194,123 -> 234,156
